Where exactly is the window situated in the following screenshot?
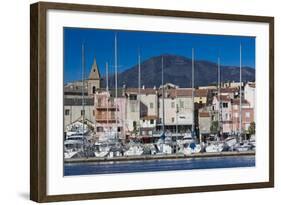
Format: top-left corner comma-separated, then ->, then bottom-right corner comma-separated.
97,127 -> 103,132
150,102 -> 154,109
150,119 -> 154,124
92,110 -> 95,116
65,109 -> 70,115
111,111 -> 114,118
172,117 -> 175,123
98,98 -> 102,106
171,102 -> 175,108
225,113 -> 228,120
81,110 -> 85,116
129,95 -> 137,100
223,102 -> 228,108
246,112 -> 250,118
92,86 -> 96,94
180,101 -> 184,108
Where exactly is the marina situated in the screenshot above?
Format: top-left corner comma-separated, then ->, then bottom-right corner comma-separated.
63,30 -> 256,175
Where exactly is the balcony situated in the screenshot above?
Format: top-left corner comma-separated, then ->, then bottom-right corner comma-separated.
95,116 -> 118,123
96,102 -> 117,110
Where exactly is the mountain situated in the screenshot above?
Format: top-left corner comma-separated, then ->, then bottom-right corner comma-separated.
102,54 -> 255,88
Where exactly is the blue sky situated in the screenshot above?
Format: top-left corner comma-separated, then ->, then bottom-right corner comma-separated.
64,27 -> 255,83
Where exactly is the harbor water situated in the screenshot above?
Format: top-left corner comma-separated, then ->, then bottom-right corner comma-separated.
64,155 -> 255,176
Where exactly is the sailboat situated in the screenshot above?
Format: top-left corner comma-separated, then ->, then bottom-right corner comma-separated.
234,44 -> 252,152
155,56 -> 173,155
183,48 -> 202,155
205,53 -> 224,153
64,43 -> 90,158
124,50 -> 145,156
94,35 -> 121,157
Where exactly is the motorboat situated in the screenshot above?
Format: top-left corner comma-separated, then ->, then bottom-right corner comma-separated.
234,141 -> 252,152
94,145 -> 110,157
225,136 -> 237,147
182,132 -> 195,144
64,149 -> 81,159
205,143 -> 224,153
66,121 -> 89,138
124,145 -> 144,156
183,142 -> 202,155
64,134 -> 90,159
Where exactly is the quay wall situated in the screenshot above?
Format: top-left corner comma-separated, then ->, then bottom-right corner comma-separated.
64,150 -> 255,164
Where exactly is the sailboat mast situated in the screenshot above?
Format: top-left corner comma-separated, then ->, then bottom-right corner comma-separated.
106,62 -> 109,128
161,56 -> 165,132
175,77 -> 178,137
218,56 -> 221,136
239,44 -> 242,137
138,51 -> 141,135
115,34 -> 118,138
81,43 -> 85,139
191,48 -> 195,134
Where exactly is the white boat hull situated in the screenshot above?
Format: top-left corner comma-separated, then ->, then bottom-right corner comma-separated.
205,143 -> 224,153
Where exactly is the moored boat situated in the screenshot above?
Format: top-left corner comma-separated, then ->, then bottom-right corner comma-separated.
205,143 -> 224,153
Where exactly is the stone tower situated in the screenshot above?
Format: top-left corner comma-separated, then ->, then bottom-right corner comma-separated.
88,57 -> 101,96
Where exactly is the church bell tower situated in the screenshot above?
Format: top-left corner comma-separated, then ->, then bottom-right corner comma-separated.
88,57 -> 101,96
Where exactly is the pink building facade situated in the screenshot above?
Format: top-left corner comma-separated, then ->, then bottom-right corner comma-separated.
94,91 -> 127,139
231,99 -> 254,133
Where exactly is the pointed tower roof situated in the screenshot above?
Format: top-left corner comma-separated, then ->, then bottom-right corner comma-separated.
88,57 -> 101,80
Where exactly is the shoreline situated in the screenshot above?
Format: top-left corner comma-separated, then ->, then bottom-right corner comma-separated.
64,150 -> 255,164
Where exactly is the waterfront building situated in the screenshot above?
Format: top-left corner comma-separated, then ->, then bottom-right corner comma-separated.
194,89 -> 212,105
157,87 -> 193,135
222,81 -> 244,88
220,87 -> 239,99
244,82 -> 255,108
231,98 -> 254,133
198,85 -> 217,90
64,97 -> 95,128
63,57 -> 101,129
198,110 -> 212,138
94,89 -> 127,140
125,87 -> 158,134
212,95 -> 233,135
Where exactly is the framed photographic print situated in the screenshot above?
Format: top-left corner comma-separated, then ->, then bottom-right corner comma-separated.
30,1 -> 274,202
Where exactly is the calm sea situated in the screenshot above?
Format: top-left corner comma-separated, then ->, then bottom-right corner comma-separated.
64,155 -> 255,176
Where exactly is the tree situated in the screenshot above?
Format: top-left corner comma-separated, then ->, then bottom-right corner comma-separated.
210,121 -> 218,133
247,122 -> 255,135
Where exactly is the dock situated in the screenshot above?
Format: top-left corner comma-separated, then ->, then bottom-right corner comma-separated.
64,150 -> 255,164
